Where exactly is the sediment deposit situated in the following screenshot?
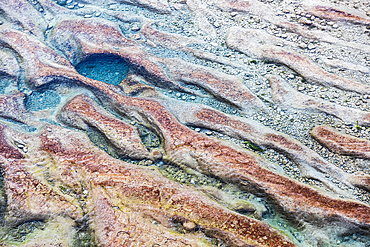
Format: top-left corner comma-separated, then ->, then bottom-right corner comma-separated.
0,0 -> 370,246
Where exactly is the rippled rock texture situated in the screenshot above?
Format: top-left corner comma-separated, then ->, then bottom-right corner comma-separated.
0,0 -> 370,246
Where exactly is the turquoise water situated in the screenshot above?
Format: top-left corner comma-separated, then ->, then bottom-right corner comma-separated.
0,78 -> 11,94
75,54 -> 130,85
26,90 -> 61,111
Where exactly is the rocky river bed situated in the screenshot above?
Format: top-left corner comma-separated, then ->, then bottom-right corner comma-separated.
0,0 -> 370,246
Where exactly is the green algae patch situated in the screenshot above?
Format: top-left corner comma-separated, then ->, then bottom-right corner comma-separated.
0,216 -> 77,246
73,217 -> 97,247
86,126 -> 121,159
1,221 -> 46,243
137,125 -> 161,149
243,141 -> 265,152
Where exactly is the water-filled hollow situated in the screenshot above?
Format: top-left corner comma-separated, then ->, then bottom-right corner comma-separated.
26,90 -> 61,111
75,54 -> 130,85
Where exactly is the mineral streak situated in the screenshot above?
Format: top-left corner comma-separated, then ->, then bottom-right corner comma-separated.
0,49 -> 19,79
312,125 -> 370,159
61,77 -> 370,228
152,56 -> 266,113
0,0 -> 47,38
304,0 -> 370,25
83,0 -> 172,14
2,123 -> 296,246
59,94 -> 161,160
163,100 -> 366,194
214,0 -> 370,52
0,92 -> 32,124
0,125 -> 83,225
50,18 -> 265,112
0,0 -> 370,245
1,8 -> 369,235
268,75 -> 370,126
226,27 -> 370,94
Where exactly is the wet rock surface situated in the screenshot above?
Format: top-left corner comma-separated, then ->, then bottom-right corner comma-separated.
0,0 -> 370,246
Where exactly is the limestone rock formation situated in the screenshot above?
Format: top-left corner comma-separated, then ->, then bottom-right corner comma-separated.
303,0 -> 370,25
0,93 -> 32,124
268,75 -> 370,126
0,0 -> 370,245
312,125 -> 370,159
0,123 -> 296,246
0,50 -> 19,80
214,0 -> 370,52
226,27 -> 370,94
0,0 -> 47,39
58,94 -> 161,160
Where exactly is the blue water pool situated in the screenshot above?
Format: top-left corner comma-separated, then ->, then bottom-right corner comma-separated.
75,54 -> 130,85
26,90 -> 61,111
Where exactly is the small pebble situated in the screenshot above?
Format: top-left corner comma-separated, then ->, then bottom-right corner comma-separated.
299,43 -> 307,49
144,160 -> 153,166
307,43 -> 316,50
131,24 -> 140,31
300,18 -> 312,25
109,4 -> 117,10
130,34 -> 141,40
183,221 -> 196,230
213,22 -> 221,28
